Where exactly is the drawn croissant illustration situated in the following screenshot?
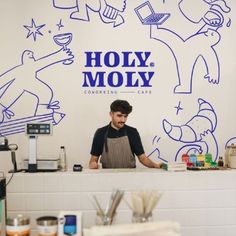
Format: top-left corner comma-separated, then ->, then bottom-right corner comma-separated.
163,98 -> 217,143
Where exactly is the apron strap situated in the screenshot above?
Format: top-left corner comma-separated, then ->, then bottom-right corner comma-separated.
104,125 -> 109,153
104,124 -> 128,152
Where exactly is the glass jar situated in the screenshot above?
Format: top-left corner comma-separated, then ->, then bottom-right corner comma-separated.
132,212 -> 152,223
36,216 -> 58,236
95,213 -> 114,226
6,215 -> 30,236
225,144 -> 236,168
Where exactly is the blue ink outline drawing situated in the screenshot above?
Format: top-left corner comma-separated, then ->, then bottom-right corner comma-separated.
57,19 -> 64,31
162,98 -> 218,162
134,1 -> 170,26
147,98 -> 218,163
135,0 -> 231,94
0,33 -> 74,136
147,147 -> 168,163
147,136 -> 168,163
150,24 -> 222,94
24,19 -> 46,42
53,0 -> 127,27
174,101 -> 183,115
178,0 -> 231,28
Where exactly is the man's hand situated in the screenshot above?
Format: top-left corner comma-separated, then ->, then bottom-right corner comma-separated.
89,161 -> 99,169
89,155 -> 100,169
153,162 -> 163,169
138,154 -> 163,168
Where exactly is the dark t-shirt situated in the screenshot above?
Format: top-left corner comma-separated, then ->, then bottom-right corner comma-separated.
90,123 -> 145,157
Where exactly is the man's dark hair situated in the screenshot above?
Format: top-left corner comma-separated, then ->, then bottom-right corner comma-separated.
110,100 -> 132,114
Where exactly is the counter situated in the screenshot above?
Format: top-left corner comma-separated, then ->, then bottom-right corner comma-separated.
6,169 -> 236,236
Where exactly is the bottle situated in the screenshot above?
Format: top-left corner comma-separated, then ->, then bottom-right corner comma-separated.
64,215 -> 77,235
181,153 -> 189,163
218,156 -> 224,167
59,146 -> 67,171
189,154 -> 197,166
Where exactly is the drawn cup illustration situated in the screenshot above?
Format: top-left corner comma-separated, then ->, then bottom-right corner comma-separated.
53,33 -> 74,65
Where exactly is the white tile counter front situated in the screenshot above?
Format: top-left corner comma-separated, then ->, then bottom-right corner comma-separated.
6,169 -> 236,236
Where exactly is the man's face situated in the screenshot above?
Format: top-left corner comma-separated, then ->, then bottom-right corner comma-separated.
110,111 -> 128,129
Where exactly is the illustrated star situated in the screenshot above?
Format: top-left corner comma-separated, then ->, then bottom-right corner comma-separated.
24,19 -> 46,41
174,101 -> 183,115
57,19 -> 64,31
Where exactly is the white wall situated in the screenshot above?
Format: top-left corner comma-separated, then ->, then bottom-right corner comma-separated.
0,0 -> 236,173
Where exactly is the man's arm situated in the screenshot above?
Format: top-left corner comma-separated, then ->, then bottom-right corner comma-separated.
138,154 -> 162,168
89,155 -> 100,169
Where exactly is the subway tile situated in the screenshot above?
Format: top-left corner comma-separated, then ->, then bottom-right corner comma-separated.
43,193 -> 64,210
182,225 -> 236,236
157,190 -> 236,209
43,174 -> 64,192
153,208 -> 236,226
7,175 -> 24,193
23,175 -> 44,193
25,194 -> 44,211
7,193 -> 25,211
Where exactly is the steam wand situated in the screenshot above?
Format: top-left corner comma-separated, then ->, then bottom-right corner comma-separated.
8,143 -> 22,173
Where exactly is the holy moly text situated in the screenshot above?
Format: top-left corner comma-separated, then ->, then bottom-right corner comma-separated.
82,51 -> 155,88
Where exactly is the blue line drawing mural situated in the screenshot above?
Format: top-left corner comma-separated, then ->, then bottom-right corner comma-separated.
148,147 -> 167,163
53,33 -> 74,65
179,0 -> 231,28
151,24 -> 221,94
147,98 -> 219,163
174,101 -> 183,115
134,1 -> 170,26
150,24 -> 221,94
135,0 -> 231,94
147,136 -> 168,163
163,98 -> 218,161
0,36 -> 74,136
53,0 -> 127,27
57,19 -> 64,31
24,19 -> 46,41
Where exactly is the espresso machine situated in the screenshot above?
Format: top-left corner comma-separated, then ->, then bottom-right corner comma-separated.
0,137 -> 18,235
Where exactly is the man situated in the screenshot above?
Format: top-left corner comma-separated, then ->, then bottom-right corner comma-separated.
89,99 -> 163,169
